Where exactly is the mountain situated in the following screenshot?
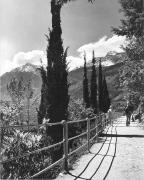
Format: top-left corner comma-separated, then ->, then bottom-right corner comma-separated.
0,63 -> 41,100
0,52 -> 125,105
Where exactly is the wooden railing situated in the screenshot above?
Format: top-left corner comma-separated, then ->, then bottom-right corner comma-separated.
0,114 -> 111,179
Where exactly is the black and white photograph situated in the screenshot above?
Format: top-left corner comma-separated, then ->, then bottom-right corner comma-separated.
0,0 -> 144,179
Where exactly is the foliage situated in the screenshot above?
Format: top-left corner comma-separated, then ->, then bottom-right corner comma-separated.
1,130 -> 52,179
68,98 -> 94,121
68,98 -> 95,135
0,102 -> 20,144
68,98 -> 95,157
37,65 -> 47,124
38,0 -> 69,124
7,77 -> 25,106
6,77 -> 37,125
119,36 -> 144,107
98,59 -> 103,112
0,102 -> 20,126
45,0 -> 69,123
90,51 -> 97,113
37,0 -> 69,163
83,52 -> 90,108
55,0 -> 95,6
112,0 -> 144,38
25,80 -> 34,127
101,76 -> 111,113
112,0 -> 144,108
7,77 -> 26,124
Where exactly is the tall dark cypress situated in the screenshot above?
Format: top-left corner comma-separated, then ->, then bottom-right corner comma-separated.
83,52 -> 90,108
37,66 -> 47,124
101,75 -> 111,113
98,59 -> 103,112
46,0 -> 69,123
90,51 -> 97,113
38,0 -> 69,162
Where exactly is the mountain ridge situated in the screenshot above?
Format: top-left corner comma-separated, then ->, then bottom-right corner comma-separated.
0,52 -> 124,104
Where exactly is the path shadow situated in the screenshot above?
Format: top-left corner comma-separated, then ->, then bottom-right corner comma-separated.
89,152 -> 115,157
100,134 -> 144,138
68,172 -> 89,180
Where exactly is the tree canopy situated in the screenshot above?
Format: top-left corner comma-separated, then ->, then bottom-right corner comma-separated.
112,0 -> 144,38
90,51 -> 97,113
83,52 -> 90,108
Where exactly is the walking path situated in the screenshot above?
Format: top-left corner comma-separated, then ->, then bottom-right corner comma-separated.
56,116 -> 144,180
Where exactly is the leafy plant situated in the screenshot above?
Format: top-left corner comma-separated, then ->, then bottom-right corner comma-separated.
7,77 -> 26,124
1,130 -> 52,179
83,52 -> 90,108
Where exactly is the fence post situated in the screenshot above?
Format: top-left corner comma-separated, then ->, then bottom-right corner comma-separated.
62,120 -> 68,172
104,115 -> 106,127
87,118 -> 90,152
99,113 -> 102,134
102,114 -> 104,130
95,116 -> 98,141
103,114 -> 105,129
0,127 -> 2,179
94,116 -> 96,137
107,114 -> 108,126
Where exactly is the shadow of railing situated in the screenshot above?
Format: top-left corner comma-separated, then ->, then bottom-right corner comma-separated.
100,134 -> 144,138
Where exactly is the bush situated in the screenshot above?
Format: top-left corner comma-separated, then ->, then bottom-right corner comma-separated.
1,130 -> 52,179
68,99 -> 95,161
68,98 -> 95,136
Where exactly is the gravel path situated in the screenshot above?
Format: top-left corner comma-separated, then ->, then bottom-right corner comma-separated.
56,116 -> 144,180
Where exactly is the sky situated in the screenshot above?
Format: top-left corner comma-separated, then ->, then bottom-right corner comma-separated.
0,0 -> 125,75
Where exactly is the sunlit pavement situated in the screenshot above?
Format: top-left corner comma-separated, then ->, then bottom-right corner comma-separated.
56,116 -> 144,180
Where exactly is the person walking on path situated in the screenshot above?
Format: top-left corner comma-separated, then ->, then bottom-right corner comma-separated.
125,101 -> 134,126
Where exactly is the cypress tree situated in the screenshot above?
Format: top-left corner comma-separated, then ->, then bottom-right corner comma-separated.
46,0 -> 69,122
90,50 -> 97,113
83,52 -> 90,108
37,66 -> 47,124
46,0 -> 69,162
98,59 -> 103,112
38,0 -> 69,162
101,75 -> 111,113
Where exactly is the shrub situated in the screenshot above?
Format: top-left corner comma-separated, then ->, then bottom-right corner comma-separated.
1,130 -> 52,179
68,98 -> 95,154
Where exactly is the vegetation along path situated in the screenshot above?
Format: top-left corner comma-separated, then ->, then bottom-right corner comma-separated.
56,116 -> 144,180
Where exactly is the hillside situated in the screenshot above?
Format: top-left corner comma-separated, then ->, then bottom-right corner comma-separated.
69,62 -> 123,100
0,63 -> 41,100
0,52 -> 125,111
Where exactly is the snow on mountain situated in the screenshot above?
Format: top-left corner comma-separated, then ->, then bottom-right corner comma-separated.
12,63 -> 38,74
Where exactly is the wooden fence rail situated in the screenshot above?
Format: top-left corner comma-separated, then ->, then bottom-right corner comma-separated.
0,113 -> 111,179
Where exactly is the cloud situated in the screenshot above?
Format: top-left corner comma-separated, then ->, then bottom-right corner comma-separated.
0,50 -> 46,76
0,35 -> 126,75
0,59 -> 14,76
68,35 -> 126,70
13,50 -> 46,66
78,35 -> 126,59
67,56 -> 84,71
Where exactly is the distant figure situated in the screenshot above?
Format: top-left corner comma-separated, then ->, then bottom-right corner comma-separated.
125,101 -> 134,126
